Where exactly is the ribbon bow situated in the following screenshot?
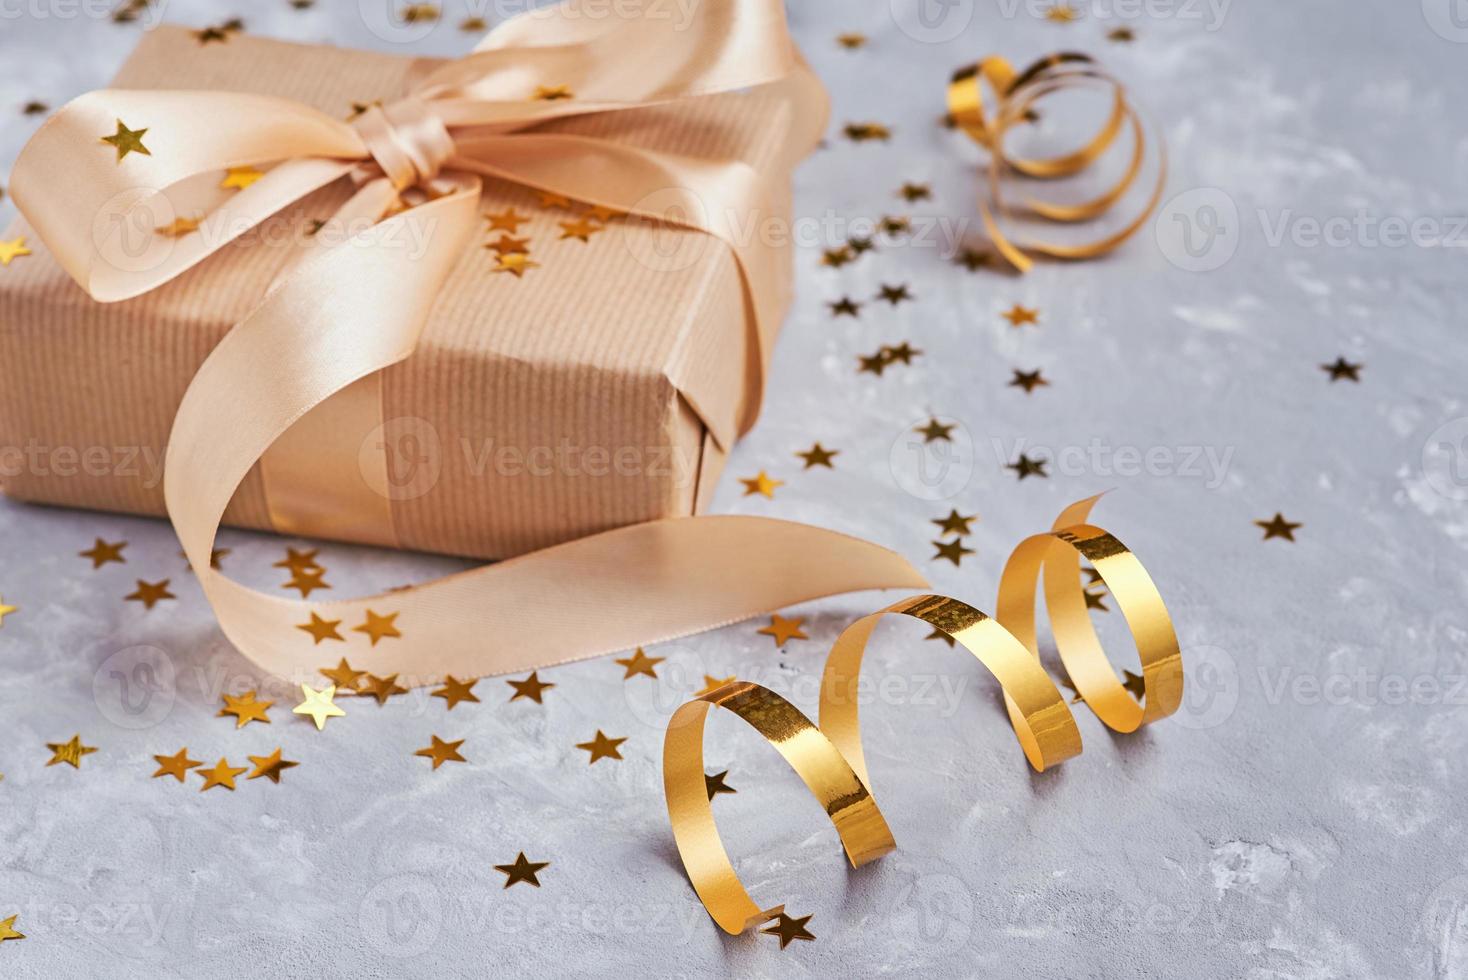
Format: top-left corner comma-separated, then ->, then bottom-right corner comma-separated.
11,0 -> 926,685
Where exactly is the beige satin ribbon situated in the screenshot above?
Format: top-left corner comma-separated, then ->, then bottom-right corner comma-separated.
10,0 -> 927,684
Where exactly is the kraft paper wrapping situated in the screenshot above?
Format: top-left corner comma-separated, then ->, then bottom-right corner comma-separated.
0,25 -> 809,560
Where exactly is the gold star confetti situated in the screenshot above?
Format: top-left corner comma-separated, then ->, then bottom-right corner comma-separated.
274,547 -> 321,574
178,547 -> 229,570
400,3 -> 439,23
219,691 -> 273,728
843,122 -> 891,142
495,852 -> 550,888
836,32 -> 866,49
954,247 -> 992,271
820,245 -> 855,268
292,0 -> 314,8
761,911 -> 815,948
487,234 -> 530,255
916,418 -> 955,443
221,166 -> 264,190
932,510 -> 977,537
79,538 -> 127,568
292,683 -> 345,730
1002,304 -> 1040,327
739,471 -> 783,498
828,296 -> 862,317
1084,588 -> 1109,612
696,675 -> 735,697
347,100 -> 382,120
0,597 -> 15,627
705,770 -> 736,798
877,283 -> 913,305
1009,368 -> 1049,393
22,100 -> 47,115
878,215 -> 911,235
1255,513 -> 1302,541
857,352 -> 889,376
897,182 -> 930,202
533,84 -> 574,101
538,191 -> 573,209
46,734 -> 97,768
297,612 -> 344,644
460,15 -> 487,30
197,758 -> 247,792
1008,453 -> 1048,480
584,203 -> 624,223
795,443 -> 838,469
432,675 -> 480,709
0,915 -> 23,943
614,648 -> 664,679
1321,357 -> 1362,382
1108,26 -> 1136,41
125,579 -> 175,610
507,671 -> 555,703
492,253 -> 540,277
353,609 -> 401,646
247,748 -> 299,784
576,730 -> 627,764
847,235 -> 876,254
416,735 -> 467,770
101,119 -> 150,162
284,567 -> 330,598
361,673 -> 408,705
0,237 -> 32,266
883,341 -> 921,365
485,208 -> 530,233
757,614 -> 808,647
1121,669 -> 1146,701
1045,3 -> 1079,21
320,658 -> 365,692
156,215 -> 201,238
932,538 -> 974,566
152,747 -> 201,782
195,25 -> 229,44
558,217 -> 602,242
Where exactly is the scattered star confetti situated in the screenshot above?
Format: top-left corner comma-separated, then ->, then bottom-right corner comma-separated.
495,852 -> 550,888
1084,588 -> 1109,612
1045,3 -> 1079,22
932,509 -> 977,536
485,208 -> 530,233
954,247 -> 992,271
22,101 -> 47,115
558,217 -> 602,242
916,418 -> 955,443
274,547 -> 321,574
761,912 -> 815,948
46,734 -> 97,769
219,691 -> 273,728
0,237 -> 32,266
492,253 -> 540,277
400,3 -> 440,24
416,735 -> 467,770
883,341 -> 921,365
1108,26 -> 1136,41
878,215 -> 910,235
857,351 -> 889,376
125,579 -> 175,610
539,191 -> 573,209
757,614 -> 808,647
283,566 -> 330,597
0,916 -> 23,943
932,538 -> 974,566
1255,513 -> 1302,541
576,730 -> 627,764
614,649 -> 664,679
843,122 -> 891,142
739,471 -> 783,498
320,658 -> 366,692
487,234 -> 530,255
460,15 -> 487,30
705,770 -> 737,799
828,296 -> 862,317
507,671 -> 555,704
1008,453 -> 1049,480
101,119 -> 150,162
247,748 -> 299,784
795,443 -> 839,469
432,675 -> 481,709
156,215 -> 201,238
0,597 -> 15,627
820,245 -> 855,268
195,25 -> 229,44
836,32 -> 866,49
297,612 -> 344,644
353,609 -> 401,645
584,203 -> 624,222
79,538 -> 127,568
221,166 -> 264,190
696,675 -> 735,697
877,283 -> 913,305
152,747 -> 201,782
534,84 -> 574,101
1009,368 -> 1049,393
361,673 -> 408,705
897,182 -> 930,202
1002,304 -> 1040,327
197,758 -> 247,792
1321,357 -> 1362,382
293,683 -> 345,730
847,235 -> 876,254
1122,669 -> 1147,700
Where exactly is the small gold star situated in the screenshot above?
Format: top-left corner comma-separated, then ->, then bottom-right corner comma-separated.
614,649 -> 664,679
247,748 -> 299,783
828,296 -> 862,317
1009,368 -> 1049,393
843,122 -> 891,142
1321,357 -> 1362,382
0,597 -> 15,627
195,25 -> 229,44
916,418 -> 955,443
558,217 -> 602,242
46,734 -> 98,769
432,676 -> 480,710
761,911 -> 815,948
1108,26 -> 1136,41
1008,453 -> 1048,480
932,538 -> 974,566
1045,3 -> 1079,21
847,235 -> 876,254
219,691 -> 273,728
757,614 -> 808,647
1255,513 -> 1302,541
353,609 -> 401,646
297,612 -> 344,644
197,758 -> 247,792
347,100 -> 382,120
492,253 -> 540,277
284,567 -> 330,598
1084,588 -> 1109,612
576,730 -> 627,764
883,342 -> 921,365
292,0 -> 315,8
179,547 -> 230,571
320,658 -> 366,692
0,915 -> 23,943
1002,304 -> 1040,327
877,283 -> 913,305
954,247 -> 991,271
820,245 -> 855,268
932,510 -> 977,536
415,735 -> 467,770
857,352 -> 890,376
151,747 -> 201,782
274,547 -> 320,574
878,215 -> 911,235
292,683 -> 345,730
486,234 -> 529,254
400,3 -> 440,23
584,203 -> 624,223
485,208 -> 530,233
836,32 -> 866,49
538,191 -> 573,209
1121,669 -> 1147,701
460,15 -> 487,29
533,84 -> 574,101
507,671 -> 555,704
0,237 -> 33,266
796,443 -> 839,469
705,770 -> 737,799
22,100 -> 47,115
739,471 -> 783,498
101,119 -> 150,162
125,579 -> 175,610
897,182 -> 930,202
79,538 -> 127,568
696,675 -> 735,697
156,215 -> 201,238
361,673 -> 408,704
495,852 -> 550,888
220,166 -> 264,190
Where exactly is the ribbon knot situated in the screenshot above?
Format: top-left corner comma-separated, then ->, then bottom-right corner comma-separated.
352,98 -> 455,191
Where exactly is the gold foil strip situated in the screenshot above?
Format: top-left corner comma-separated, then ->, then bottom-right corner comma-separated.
947,53 -> 1167,272
662,495 -> 1184,933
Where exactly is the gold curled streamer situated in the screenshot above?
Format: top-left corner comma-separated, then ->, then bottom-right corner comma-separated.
947,52 -> 1167,272
663,495 -> 1184,934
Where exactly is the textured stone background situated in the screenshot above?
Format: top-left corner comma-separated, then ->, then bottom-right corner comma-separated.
3,0 -> 1468,977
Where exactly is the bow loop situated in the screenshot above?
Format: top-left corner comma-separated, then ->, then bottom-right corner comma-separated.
352,99 -> 455,192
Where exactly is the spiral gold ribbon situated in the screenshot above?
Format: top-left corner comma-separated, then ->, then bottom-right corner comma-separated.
947,53 -> 1167,272
663,495 -> 1184,934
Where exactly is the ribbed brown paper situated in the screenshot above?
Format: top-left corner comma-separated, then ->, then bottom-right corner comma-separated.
0,26 -> 808,559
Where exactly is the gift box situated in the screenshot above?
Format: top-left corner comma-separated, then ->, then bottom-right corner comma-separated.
0,24 -> 818,560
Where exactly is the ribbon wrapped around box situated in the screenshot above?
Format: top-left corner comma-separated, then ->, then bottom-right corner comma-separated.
0,0 -> 928,683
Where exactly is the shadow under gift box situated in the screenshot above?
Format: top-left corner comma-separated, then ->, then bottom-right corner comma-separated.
0,25 -> 813,560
